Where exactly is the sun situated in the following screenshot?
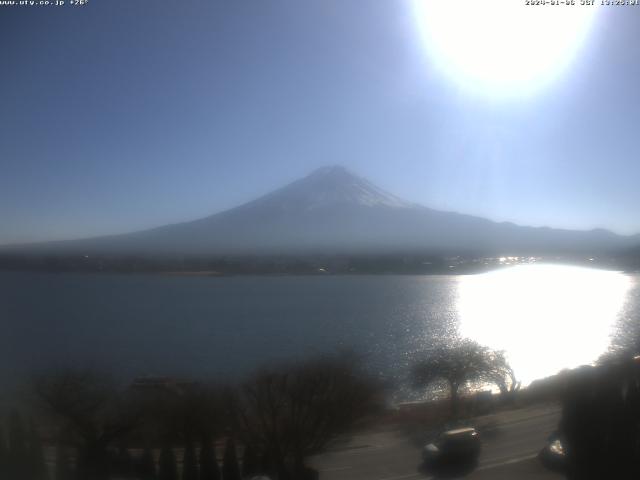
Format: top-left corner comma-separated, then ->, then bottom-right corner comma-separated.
411,0 -> 599,96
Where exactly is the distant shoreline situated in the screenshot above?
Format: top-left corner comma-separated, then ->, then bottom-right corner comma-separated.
1,249 -> 637,277
0,262 -> 636,278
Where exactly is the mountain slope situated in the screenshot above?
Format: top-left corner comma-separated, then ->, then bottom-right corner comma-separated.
6,166 -> 640,256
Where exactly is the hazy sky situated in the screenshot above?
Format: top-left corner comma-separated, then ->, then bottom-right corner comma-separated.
2,1 -> 640,245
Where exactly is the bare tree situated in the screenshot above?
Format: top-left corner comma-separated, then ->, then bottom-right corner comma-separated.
483,350 -> 520,401
137,380 -> 226,448
233,352 -> 380,479
412,339 -> 496,416
35,369 -> 142,480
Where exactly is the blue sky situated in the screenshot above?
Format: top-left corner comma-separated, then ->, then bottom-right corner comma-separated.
2,0 -> 640,245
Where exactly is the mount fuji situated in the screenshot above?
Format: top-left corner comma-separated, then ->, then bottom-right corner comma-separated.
6,166 -> 640,256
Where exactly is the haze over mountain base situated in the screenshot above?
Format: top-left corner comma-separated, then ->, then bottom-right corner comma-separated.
2,167 -> 639,272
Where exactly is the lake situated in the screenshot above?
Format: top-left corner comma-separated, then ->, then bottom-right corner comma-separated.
1,264 -> 638,400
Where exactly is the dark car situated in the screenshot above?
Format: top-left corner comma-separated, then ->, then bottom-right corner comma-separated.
422,427 -> 482,467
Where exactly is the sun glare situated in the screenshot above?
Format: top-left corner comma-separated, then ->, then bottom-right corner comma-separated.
411,0 -> 599,96
457,264 -> 632,386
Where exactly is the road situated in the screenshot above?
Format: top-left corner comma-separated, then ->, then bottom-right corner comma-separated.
311,403 -> 564,480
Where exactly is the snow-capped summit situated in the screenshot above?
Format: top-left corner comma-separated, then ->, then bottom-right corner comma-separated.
242,165 -> 412,212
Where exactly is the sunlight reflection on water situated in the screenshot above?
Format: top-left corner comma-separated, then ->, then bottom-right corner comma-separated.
457,264 -> 634,386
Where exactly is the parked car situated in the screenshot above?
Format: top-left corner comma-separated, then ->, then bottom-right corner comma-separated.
538,432 -> 566,471
422,427 -> 482,466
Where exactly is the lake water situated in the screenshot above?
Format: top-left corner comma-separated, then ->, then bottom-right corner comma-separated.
1,265 -> 638,399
